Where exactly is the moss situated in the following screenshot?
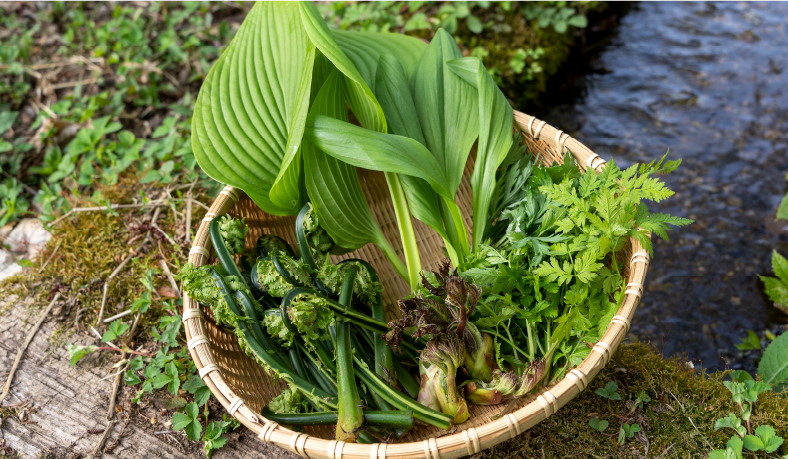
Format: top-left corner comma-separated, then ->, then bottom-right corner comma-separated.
0,176 -> 210,344
481,341 -> 788,458
320,1 -> 611,108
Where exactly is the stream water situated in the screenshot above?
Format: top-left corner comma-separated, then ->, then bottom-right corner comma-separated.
538,2 -> 788,372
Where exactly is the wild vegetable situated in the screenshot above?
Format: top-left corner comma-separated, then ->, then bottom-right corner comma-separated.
180,214 -> 446,441
189,0 -> 692,432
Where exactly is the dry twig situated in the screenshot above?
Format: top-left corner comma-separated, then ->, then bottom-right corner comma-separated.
50,201 -> 166,227
38,242 -> 61,274
88,420 -> 116,459
106,351 -> 127,420
159,259 -> 181,298
0,293 -> 62,404
103,309 -> 133,323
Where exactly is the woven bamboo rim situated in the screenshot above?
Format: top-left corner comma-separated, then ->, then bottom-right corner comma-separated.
183,110 -> 648,458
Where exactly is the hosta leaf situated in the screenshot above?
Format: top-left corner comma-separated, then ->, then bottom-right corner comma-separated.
192,2 -> 313,215
447,57 -> 514,252
298,1 -> 385,134
303,68 -> 388,251
410,29 -> 479,197
331,30 -> 427,91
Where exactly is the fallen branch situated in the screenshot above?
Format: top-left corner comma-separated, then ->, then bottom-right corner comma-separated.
49,201 -> 167,227
104,417 -> 130,454
94,347 -> 153,357
192,199 -> 210,211
38,242 -> 61,274
159,259 -> 181,298
655,442 -> 676,459
103,309 -> 133,323
0,293 -> 62,404
88,420 -> 116,459
106,351 -> 127,420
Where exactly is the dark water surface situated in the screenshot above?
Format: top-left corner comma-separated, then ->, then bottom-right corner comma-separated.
541,2 -> 788,371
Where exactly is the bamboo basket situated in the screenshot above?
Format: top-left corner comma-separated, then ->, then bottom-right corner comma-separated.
183,111 -> 649,459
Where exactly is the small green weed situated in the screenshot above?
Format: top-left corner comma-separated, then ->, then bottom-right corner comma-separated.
710,371 -> 785,458
594,380 -> 622,401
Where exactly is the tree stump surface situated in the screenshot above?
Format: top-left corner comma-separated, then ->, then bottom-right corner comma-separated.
0,293 -> 298,459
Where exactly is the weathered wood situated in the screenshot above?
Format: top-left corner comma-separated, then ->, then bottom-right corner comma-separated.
0,293 -> 299,459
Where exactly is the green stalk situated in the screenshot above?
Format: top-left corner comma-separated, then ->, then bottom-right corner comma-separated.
392,358 -> 420,399
371,285 -> 396,389
288,346 -> 313,385
384,172 -> 421,289
336,266 -> 363,442
439,197 -> 469,266
302,354 -> 338,397
261,409 -> 414,430
357,431 -> 379,444
210,271 -> 337,410
354,356 -> 453,430
209,219 -> 244,280
232,290 -> 289,369
375,234 -> 409,283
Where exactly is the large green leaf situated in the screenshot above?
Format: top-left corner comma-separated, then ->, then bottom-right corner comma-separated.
758,331 -> 788,388
375,54 -> 447,241
298,1 -> 386,134
300,2 -> 420,286
332,30 -> 427,92
191,2 -> 313,215
410,29 -> 479,197
448,57 -> 514,252
304,114 -> 453,201
304,69 -> 383,250
303,68 -> 407,278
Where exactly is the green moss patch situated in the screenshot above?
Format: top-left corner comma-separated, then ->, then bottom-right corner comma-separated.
482,341 -> 788,458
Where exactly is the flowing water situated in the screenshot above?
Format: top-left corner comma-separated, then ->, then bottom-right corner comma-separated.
538,2 -> 788,372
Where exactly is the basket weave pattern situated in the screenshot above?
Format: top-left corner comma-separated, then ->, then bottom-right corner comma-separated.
183,111 -> 649,459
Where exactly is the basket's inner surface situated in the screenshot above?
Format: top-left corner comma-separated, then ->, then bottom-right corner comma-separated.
201,132 -> 633,442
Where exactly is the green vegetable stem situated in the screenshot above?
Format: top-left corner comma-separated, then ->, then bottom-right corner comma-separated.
335,265 -> 363,442
261,408 -> 414,430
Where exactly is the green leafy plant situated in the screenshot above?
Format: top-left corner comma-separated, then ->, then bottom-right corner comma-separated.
589,416 -> 609,432
618,422 -> 642,445
710,372 -> 784,458
629,390 -> 651,414
521,3 -> 588,34
776,170 -> 788,222
737,330 -> 762,351
595,381 -> 622,401
172,402 -> 202,441
758,331 -> 788,393
203,415 -> 240,457
101,320 -> 130,342
761,250 -> 788,308
66,343 -> 98,366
